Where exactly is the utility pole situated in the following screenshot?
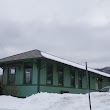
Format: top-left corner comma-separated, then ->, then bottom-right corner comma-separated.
86,62 -> 92,110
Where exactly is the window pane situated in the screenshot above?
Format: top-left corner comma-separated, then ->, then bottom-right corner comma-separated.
25,69 -> 31,83
0,68 -> 3,84
70,69 -> 75,87
78,72 -> 82,88
24,63 -> 32,84
58,65 -> 63,86
96,76 -> 102,89
88,74 -> 90,89
11,68 -> 15,74
46,63 -> 53,85
8,67 -> 15,84
98,83 -> 102,89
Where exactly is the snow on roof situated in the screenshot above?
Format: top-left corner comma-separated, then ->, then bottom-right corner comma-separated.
41,52 -> 110,78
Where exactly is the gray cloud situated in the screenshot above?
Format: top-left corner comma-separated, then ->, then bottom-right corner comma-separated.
0,0 -> 110,68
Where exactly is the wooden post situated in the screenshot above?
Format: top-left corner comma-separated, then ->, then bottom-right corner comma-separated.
86,62 -> 92,110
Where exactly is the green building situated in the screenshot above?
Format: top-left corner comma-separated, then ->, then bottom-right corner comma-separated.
0,49 -> 110,97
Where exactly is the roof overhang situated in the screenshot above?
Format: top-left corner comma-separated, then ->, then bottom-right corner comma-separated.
41,52 -> 110,78
0,49 -> 110,78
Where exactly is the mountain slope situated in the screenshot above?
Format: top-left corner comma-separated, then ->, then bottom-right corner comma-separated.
96,67 -> 110,74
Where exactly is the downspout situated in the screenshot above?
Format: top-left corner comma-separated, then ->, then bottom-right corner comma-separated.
37,59 -> 41,93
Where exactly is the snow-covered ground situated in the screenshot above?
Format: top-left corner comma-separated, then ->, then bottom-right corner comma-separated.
0,92 -> 110,110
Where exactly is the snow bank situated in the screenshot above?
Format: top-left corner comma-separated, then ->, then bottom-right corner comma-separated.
0,92 -> 110,110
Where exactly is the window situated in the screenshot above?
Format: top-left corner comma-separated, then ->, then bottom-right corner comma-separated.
96,76 -> 102,89
0,68 -> 3,84
8,67 -> 16,84
58,65 -> 63,86
78,71 -> 82,88
24,63 -> 32,84
88,73 -> 90,89
70,69 -> 75,87
98,83 -> 102,89
46,63 -> 53,85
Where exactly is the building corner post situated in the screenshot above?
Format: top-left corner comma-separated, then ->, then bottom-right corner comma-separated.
37,59 -> 41,93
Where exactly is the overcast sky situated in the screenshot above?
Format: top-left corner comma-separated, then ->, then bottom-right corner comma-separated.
0,0 -> 110,68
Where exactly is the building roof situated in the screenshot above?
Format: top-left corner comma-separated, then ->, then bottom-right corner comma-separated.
0,50 -> 42,63
0,49 -> 110,78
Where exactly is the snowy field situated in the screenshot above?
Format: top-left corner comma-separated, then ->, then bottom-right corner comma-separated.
0,92 -> 110,110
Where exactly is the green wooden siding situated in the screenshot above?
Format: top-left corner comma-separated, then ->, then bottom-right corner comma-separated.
82,71 -> 86,89
39,85 -> 94,94
3,85 -> 37,97
40,60 -> 46,85
64,66 -> 70,87
15,64 -> 24,85
32,63 -> 38,84
3,67 -> 8,85
90,73 -> 95,89
75,70 -> 78,89
1,58 -> 110,97
53,63 -> 58,86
